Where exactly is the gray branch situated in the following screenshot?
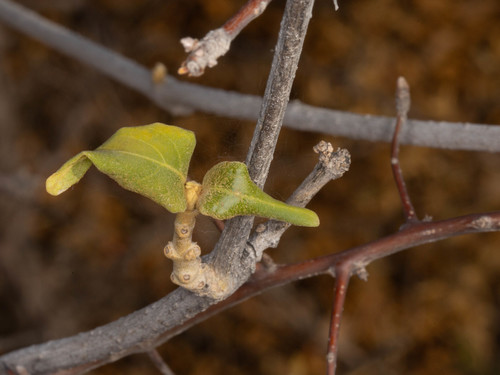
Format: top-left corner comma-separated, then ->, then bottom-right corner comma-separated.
209,0 -> 315,298
0,288 -> 213,375
0,0 -> 498,152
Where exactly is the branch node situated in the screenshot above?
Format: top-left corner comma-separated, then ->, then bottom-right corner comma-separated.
314,141 -> 351,180
255,223 -> 267,233
260,253 -> 277,272
163,182 -> 229,299
178,29 -> 231,77
470,215 -> 496,230
354,266 -> 369,281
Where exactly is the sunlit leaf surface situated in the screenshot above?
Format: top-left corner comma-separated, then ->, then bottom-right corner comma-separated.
198,161 -> 319,227
46,123 -> 195,213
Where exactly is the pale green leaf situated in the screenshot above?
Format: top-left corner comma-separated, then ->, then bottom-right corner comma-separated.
46,123 -> 195,213
46,152 -> 92,196
198,161 -> 319,227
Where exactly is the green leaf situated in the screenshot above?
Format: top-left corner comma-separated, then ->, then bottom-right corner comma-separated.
46,123 -> 195,213
198,162 -> 319,227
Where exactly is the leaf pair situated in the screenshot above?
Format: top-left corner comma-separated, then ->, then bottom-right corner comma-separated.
46,123 -> 319,227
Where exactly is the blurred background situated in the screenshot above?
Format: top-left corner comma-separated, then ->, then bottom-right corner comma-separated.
1,0 -> 500,374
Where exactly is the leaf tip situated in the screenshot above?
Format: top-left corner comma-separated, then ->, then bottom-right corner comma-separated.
45,173 -> 66,196
45,152 -> 92,197
309,212 -> 320,227
298,209 -> 320,227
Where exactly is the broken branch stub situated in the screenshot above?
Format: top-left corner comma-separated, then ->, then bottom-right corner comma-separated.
178,29 -> 231,77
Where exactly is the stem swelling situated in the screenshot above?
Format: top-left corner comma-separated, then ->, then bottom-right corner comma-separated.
163,181 -> 227,298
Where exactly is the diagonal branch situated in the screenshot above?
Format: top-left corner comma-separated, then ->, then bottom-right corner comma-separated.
0,0 -> 498,152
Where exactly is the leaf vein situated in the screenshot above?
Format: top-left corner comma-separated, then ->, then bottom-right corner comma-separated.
122,135 -> 168,164
96,149 -> 184,180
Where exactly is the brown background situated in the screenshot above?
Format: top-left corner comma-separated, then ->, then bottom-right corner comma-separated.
1,0 -> 500,374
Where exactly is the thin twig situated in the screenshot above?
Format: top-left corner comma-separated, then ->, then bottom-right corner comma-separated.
147,350 -> 176,375
248,141 -> 350,260
0,0 -> 498,152
133,211 -> 500,341
391,77 -> 418,223
1,1 -> 500,374
179,0 -> 273,76
223,0 -> 273,37
326,264 -> 350,375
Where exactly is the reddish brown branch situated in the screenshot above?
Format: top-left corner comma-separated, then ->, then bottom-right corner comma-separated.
223,0 -> 273,37
391,77 -> 418,223
326,264 -> 350,375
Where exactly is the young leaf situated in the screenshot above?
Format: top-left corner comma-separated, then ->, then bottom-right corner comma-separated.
198,161 -> 319,227
46,123 -> 195,213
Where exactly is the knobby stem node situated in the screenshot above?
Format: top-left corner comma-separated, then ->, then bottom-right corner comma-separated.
164,181 -> 229,299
